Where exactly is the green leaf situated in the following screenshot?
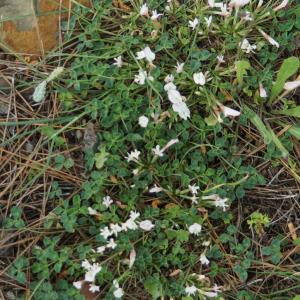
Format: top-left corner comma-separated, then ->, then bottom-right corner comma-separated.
235,60 -> 250,86
293,296 -> 300,300
270,57 -> 300,102
144,275 -> 163,299
247,108 -> 272,144
269,127 -> 289,158
288,126 -> 300,139
273,106 -> 300,117
94,147 -> 109,169
293,238 -> 300,246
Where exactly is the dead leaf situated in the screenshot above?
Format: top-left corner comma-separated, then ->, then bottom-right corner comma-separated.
129,247 -> 136,269
169,269 -> 181,277
220,89 -> 234,101
83,122 -> 97,151
113,0 -> 131,11
116,201 -> 127,209
288,222 -> 297,240
80,281 -> 100,300
200,145 -> 206,154
151,199 -> 161,208
110,176 -> 118,184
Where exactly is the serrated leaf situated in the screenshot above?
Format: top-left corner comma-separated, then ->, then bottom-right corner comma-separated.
235,60 -> 250,86
144,276 -> 163,299
270,57 -> 300,102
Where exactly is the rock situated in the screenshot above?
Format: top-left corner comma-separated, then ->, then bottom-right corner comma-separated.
0,0 -> 90,55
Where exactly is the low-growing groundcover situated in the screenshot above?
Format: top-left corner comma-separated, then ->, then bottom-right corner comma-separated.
1,0 -> 300,299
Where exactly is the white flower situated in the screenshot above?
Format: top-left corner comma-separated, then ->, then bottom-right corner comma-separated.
164,74 -> 174,83
33,80 -> 47,103
241,11 -> 253,21
259,29 -> 279,48
273,0 -> 289,12
257,0 -> 264,8
151,10 -> 163,20
176,62 -> 184,73
84,262 -> 102,282
221,105 -> 241,117
164,82 -> 177,92
140,3 -> 149,16
139,220 -> 155,231
122,218 -> 138,231
188,18 -> 199,30
110,223 -> 123,236
217,55 -> 225,64
149,185 -> 163,193
134,69 -> 147,85
100,226 -> 112,239
107,238 -> 117,249
259,84 -> 268,98
89,283 -> 100,293
214,197 -> 229,211
188,223 -> 202,235
88,207 -> 98,215
103,195 -> 113,207
138,115 -> 149,128
284,80 -> 300,91
191,195 -> 199,204
200,252 -> 210,265
200,290 -> 218,298
81,259 -> 91,270
114,287 -> 124,298
113,56 -> 123,68
167,88 -> 184,103
204,16 -> 213,27
172,102 -> 191,120
136,47 -> 156,63
202,240 -> 211,246
130,211 -> 140,220
193,72 -> 206,86
217,104 -> 241,120
240,38 -> 256,53
96,246 -> 106,254
218,3 -> 231,17
152,145 -> 164,157
188,184 -> 200,195
229,0 -> 250,9
125,150 -> 141,162
46,67 -> 64,82
73,281 -> 83,290
202,194 -> 229,211
208,0 -> 215,7
185,285 -> 199,296
163,138 -> 179,151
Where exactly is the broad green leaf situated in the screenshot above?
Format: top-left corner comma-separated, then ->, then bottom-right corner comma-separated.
269,128 -> 289,158
247,108 -> 272,144
235,60 -> 251,86
94,147 -> 109,169
144,276 -> 163,299
273,106 -> 300,117
293,296 -> 300,300
270,57 -> 300,102
288,126 -> 300,139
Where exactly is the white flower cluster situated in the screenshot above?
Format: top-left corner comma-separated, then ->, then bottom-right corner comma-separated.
164,81 -> 190,120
